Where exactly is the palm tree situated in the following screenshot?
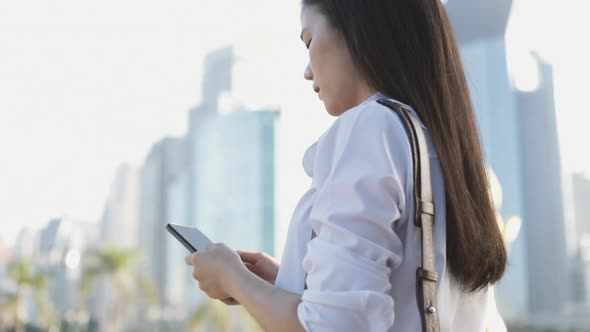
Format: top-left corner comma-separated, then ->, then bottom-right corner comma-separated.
80,245 -> 158,332
0,258 -> 57,332
189,298 -> 263,332
189,298 -> 232,332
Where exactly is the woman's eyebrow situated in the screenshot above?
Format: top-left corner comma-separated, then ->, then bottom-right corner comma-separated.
300,29 -> 306,41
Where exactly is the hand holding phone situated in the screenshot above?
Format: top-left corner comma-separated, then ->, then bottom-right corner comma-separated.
237,250 -> 280,285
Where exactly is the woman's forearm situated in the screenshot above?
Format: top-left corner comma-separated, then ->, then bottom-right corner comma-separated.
229,268 -> 307,332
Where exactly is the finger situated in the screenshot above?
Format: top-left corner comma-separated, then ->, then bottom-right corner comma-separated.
243,262 -> 256,271
237,250 -> 260,263
198,279 -> 208,291
192,268 -> 201,281
185,254 -> 194,266
207,290 -> 226,300
220,297 -> 239,306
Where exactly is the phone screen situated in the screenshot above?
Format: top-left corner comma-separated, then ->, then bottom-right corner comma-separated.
166,223 -> 213,253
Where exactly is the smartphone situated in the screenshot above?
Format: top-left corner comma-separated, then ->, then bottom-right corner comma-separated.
166,223 -> 213,253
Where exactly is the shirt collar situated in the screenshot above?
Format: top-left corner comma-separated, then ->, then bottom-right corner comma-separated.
302,141 -> 317,178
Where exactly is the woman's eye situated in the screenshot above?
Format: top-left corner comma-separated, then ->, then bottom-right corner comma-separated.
306,39 -> 311,49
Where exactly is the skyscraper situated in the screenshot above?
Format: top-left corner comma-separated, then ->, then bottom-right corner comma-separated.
446,0 -> 529,319
164,164 -> 191,309
448,0 -> 572,318
573,173 -> 590,239
570,236 -> 590,311
100,164 -> 140,248
95,164 -> 141,326
134,45 -> 280,320
191,107 -> 279,255
138,136 -> 189,306
567,173 -> 590,309
37,217 -> 98,315
199,46 -> 234,113
188,46 -> 278,255
517,57 -> 568,315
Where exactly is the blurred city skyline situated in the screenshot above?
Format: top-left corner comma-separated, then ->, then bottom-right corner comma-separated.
1,0 -> 590,331
1,0 -> 589,247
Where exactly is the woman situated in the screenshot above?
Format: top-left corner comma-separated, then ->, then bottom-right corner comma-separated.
184,0 -> 507,331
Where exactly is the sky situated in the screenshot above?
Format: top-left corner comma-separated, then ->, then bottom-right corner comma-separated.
0,0 -> 588,248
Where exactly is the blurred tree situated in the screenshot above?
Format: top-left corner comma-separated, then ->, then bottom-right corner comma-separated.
189,299 -> 231,332
80,245 -> 157,332
189,298 -> 263,332
0,258 -> 57,332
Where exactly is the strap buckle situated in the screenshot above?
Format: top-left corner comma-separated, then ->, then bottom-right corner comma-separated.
414,200 -> 435,227
416,267 -> 438,282
419,200 -> 435,216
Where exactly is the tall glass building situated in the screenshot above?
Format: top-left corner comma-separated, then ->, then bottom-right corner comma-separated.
446,0 -> 569,319
572,173 -> 590,240
188,45 -> 279,255
138,137 -> 189,307
517,59 -> 568,315
191,108 -> 279,255
446,0 -> 527,319
459,39 -> 529,319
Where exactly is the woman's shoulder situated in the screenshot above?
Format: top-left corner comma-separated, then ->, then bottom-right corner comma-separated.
325,95 -> 428,141
360,97 -> 436,159
318,97 -> 414,156
338,97 -> 407,130
310,97 -> 416,184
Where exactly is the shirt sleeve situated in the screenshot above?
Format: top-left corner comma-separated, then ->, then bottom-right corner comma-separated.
297,105 -> 410,331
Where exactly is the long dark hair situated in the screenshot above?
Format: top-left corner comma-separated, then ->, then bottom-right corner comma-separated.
302,0 -> 507,291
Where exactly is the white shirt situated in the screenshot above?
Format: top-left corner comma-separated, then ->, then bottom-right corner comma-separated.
274,92 -> 491,331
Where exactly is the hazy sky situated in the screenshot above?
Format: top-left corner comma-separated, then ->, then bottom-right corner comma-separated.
0,0 -> 588,248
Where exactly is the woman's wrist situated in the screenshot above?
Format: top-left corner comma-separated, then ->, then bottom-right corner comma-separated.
224,260 -> 306,332
226,263 -> 255,299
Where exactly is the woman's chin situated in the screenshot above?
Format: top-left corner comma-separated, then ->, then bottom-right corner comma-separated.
325,105 -> 342,117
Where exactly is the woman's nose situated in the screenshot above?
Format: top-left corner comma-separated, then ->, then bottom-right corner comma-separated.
303,63 -> 313,81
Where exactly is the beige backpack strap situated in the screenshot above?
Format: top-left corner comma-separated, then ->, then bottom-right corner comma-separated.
377,98 -> 440,332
